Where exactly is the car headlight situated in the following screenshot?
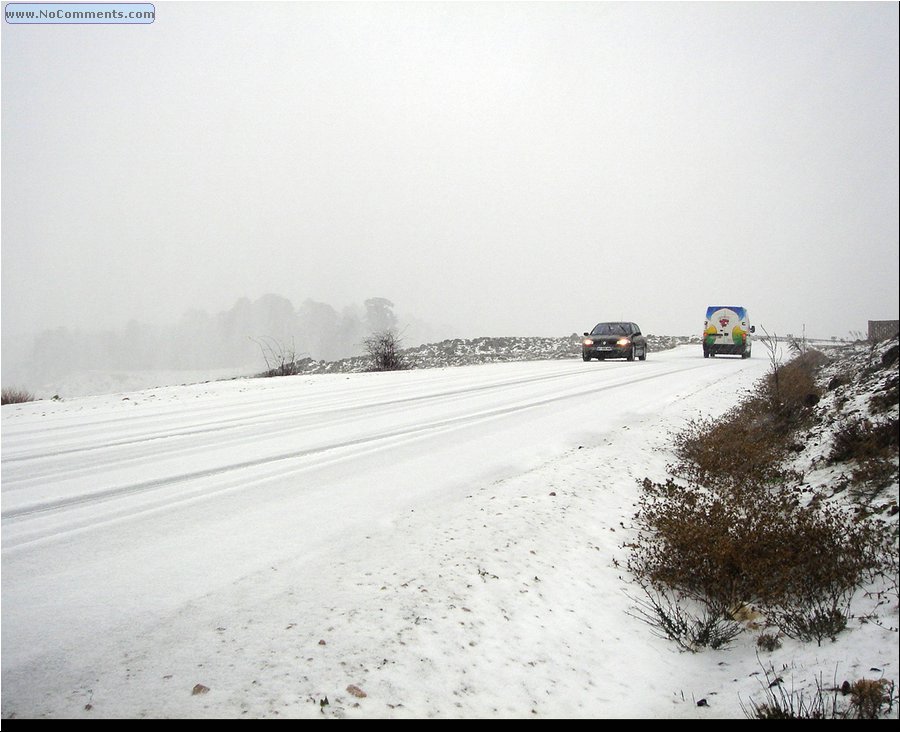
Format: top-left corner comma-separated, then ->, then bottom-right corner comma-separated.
616,338 -> 631,347
583,338 -> 594,346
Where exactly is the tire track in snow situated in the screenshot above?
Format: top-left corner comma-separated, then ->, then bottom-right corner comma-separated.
1,363 -> 600,465
2,361 -> 709,535
1,364 -> 628,491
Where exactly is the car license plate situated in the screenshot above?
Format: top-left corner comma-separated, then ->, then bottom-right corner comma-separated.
598,346 -> 613,351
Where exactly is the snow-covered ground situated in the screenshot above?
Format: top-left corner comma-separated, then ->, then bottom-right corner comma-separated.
1,344 -> 897,719
19,367 -> 261,402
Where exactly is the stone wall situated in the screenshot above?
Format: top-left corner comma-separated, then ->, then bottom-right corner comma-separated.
868,320 -> 900,342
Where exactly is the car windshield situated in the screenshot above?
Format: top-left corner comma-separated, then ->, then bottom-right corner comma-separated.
591,323 -> 629,336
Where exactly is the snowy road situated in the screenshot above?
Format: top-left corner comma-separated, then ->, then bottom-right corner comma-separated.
2,346 -> 771,718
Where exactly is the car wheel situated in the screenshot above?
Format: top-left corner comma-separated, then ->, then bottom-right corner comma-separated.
639,346 -> 646,361
627,347 -> 635,362
582,354 -> 591,362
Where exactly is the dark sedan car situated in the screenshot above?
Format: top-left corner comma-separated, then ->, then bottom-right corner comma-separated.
582,322 -> 647,361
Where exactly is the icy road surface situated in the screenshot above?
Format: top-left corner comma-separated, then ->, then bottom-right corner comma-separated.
2,346 -> 771,718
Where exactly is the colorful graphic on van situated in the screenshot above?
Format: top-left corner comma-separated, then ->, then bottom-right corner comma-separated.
703,306 -> 753,358
704,306 -> 749,345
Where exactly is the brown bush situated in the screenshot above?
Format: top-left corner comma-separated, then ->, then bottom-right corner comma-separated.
629,343 -> 896,651
829,416 -> 899,464
1,386 -> 35,405
670,351 -> 826,492
628,476 -> 889,643
759,349 -> 828,427
756,632 -> 782,652
670,407 -> 802,491
850,678 -> 895,719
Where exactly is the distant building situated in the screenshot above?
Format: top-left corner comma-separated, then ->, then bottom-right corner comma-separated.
868,320 -> 900,342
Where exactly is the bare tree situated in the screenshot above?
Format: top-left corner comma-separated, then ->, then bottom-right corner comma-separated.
251,336 -> 304,377
758,326 -> 784,403
363,329 -> 409,372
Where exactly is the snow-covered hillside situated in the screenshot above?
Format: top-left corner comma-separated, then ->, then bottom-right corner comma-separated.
1,341 -> 897,719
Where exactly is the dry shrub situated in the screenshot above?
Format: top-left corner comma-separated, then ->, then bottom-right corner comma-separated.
628,477 -> 889,644
671,351 -> 826,492
768,595 -> 848,646
850,678 -> 895,719
671,406 -> 802,491
626,585 -> 742,652
848,458 -> 900,501
756,632 -> 782,652
1,386 -> 35,405
759,349 -> 828,425
629,343 -> 896,652
869,374 -> 899,413
745,667 -> 896,719
749,687 -> 841,719
827,371 -> 851,391
745,669 -> 845,719
363,329 -> 409,372
828,416 -> 899,503
829,416 -> 899,464
880,343 -> 899,370
253,336 -> 303,377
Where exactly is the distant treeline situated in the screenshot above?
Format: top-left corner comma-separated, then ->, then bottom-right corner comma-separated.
19,295 -> 439,382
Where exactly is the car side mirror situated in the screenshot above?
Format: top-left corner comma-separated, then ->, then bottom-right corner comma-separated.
750,326 -> 756,333
583,332 -> 589,336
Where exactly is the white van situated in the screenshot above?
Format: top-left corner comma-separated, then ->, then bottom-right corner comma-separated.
703,306 -> 755,358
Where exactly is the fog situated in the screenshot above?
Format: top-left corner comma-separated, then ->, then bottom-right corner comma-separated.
2,1 -> 898,387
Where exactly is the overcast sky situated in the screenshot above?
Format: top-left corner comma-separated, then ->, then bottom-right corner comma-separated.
2,0 -> 898,342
